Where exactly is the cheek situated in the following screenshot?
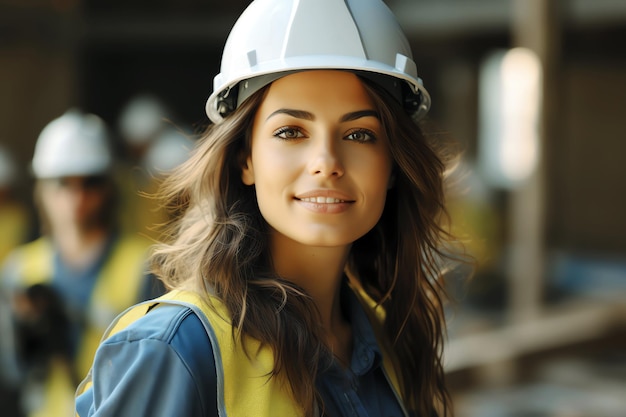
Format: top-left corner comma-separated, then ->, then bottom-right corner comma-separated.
365,179 -> 390,222
358,151 -> 393,188
248,154 -> 284,210
251,145 -> 299,187
40,189 -> 64,211
361,155 -> 393,213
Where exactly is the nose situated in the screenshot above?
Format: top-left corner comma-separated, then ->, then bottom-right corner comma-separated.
63,187 -> 90,210
307,135 -> 344,178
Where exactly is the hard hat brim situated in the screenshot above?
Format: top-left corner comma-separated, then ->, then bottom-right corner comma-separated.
206,56 -> 431,124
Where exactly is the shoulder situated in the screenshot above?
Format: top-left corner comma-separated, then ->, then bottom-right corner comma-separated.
5,236 -> 51,260
100,233 -> 153,291
82,303 -> 217,416
0,237 -> 52,288
108,233 -> 152,258
104,302 -> 215,366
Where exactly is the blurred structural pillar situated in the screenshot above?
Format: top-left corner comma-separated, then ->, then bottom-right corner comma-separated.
507,0 -> 562,322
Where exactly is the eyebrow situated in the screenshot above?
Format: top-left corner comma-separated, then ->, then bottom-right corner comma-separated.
266,109 -> 314,121
266,108 -> 379,122
340,110 -> 379,122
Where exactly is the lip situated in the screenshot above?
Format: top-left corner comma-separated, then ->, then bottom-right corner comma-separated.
294,189 -> 355,214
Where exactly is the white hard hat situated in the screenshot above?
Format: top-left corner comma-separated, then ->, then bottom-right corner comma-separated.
32,109 -> 113,179
143,128 -> 194,176
206,0 -> 431,124
118,94 -> 168,146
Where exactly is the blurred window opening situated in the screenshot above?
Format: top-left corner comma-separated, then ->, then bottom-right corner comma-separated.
478,47 -> 542,189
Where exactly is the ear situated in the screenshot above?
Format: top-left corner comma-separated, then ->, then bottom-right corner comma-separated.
241,156 -> 255,185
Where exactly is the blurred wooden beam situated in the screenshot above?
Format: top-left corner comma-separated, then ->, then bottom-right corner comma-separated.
505,0 -> 563,323
445,298 -> 626,372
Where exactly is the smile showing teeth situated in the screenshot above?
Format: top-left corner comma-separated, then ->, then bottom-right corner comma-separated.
299,197 -> 346,203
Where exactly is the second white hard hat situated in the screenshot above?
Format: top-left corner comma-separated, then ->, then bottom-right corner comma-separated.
206,0 -> 431,124
143,128 -> 194,176
32,109 -> 113,179
118,94 -> 169,146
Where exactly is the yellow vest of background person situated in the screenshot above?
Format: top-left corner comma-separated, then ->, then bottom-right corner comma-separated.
14,234 -> 152,417
76,287 -> 409,417
0,201 -> 29,263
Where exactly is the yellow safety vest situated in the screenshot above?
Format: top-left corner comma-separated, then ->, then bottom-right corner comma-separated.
13,234 -> 152,417
0,202 -> 29,264
77,287 -> 407,417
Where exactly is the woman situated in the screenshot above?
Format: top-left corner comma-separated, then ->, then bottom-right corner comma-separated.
76,0 -> 461,416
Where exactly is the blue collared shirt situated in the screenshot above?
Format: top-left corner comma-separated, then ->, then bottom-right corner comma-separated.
316,286 -> 405,417
76,286 -> 406,417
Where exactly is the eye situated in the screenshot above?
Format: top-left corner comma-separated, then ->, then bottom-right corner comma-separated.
273,126 -> 306,140
345,128 -> 377,143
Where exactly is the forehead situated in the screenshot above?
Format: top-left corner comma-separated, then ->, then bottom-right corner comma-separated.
259,70 -> 375,112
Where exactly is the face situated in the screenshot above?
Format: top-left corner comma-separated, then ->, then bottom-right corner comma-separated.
39,176 -> 110,232
242,70 -> 393,249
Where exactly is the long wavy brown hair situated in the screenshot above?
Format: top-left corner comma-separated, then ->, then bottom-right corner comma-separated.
151,74 -> 460,417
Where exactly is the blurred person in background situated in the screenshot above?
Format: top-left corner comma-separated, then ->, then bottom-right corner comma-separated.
0,145 -> 31,263
445,158 -> 503,308
142,127 -> 195,180
133,125 -> 196,237
116,94 -> 181,239
0,109 -> 164,417
0,146 -> 33,417
118,93 -> 170,165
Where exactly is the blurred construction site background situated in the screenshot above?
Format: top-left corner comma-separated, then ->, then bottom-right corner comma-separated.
1,1 -> 625,416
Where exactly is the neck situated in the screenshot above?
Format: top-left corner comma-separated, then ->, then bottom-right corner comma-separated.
269,233 -> 353,363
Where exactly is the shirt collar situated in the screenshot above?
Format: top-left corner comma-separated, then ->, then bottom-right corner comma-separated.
343,281 -> 383,376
